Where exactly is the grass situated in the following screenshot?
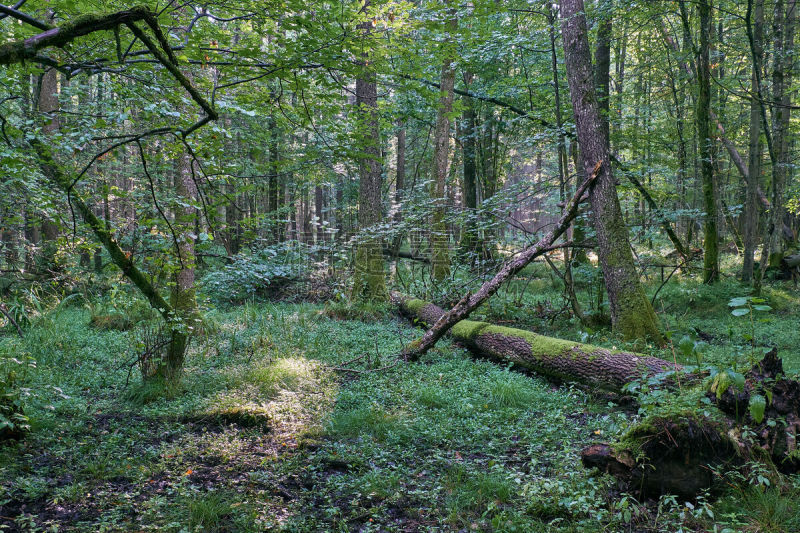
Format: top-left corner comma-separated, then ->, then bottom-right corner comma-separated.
1,250 -> 799,531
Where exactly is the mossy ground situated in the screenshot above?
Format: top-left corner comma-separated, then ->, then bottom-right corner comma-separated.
1,249 -> 799,531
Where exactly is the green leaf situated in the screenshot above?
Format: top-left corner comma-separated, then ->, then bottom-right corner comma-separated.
678,335 -> 695,357
749,394 -> 766,423
728,297 -> 749,307
752,305 -> 772,312
731,308 -> 750,316
730,371 -> 746,392
714,372 -> 731,399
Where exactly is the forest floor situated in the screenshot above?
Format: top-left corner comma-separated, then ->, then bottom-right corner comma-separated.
1,255 -> 799,531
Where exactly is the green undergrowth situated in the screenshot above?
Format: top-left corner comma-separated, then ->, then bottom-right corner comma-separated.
2,271 -> 800,530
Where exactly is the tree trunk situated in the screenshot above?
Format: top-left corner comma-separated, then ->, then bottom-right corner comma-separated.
743,0 -> 764,282
431,3 -> 457,281
2,225 -> 17,271
594,7 -> 612,145
559,0 -> 662,342
400,297 -> 800,498
37,65 -> 60,271
696,0 -> 719,283
267,113 -> 282,243
351,0 -> 386,302
156,150 -> 197,382
459,72 -> 479,257
756,0 -> 795,290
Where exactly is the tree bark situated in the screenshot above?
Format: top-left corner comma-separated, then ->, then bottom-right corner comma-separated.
459,71 -> 479,257
431,3 -> 457,281
756,0 -> 795,289
351,0 -> 386,302
158,148 -> 198,382
696,0 -> 719,283
267,113 -> 282,243
390,122 -> 406,256
743,0 -> 764,282
37,63 -> 59,270
400,297 -> 800,499
559,0 -> 662,342
594,8 -> 611,146
584,349 -> 800,497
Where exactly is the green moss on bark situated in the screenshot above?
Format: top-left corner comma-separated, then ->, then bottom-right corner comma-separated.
450,320 -> 584,359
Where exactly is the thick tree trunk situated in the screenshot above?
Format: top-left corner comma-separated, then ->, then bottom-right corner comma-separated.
559,0 -> 662,342
697,0 -> 719,283
584,349 -> 800,497
431,3 -> 457,281
594,8 -> 611,145
37,65 -> 60,271
757,0 -> 795,290
743,0 -> 764,282
398,295 -> 675,393
399,297 -> 800,498
351,0 -> 386,302
459,72 -> 479,257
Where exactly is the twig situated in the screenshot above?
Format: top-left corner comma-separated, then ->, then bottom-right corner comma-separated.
651,257 -> 689,305
338,353 -> 368,367
0,302 -> 24,337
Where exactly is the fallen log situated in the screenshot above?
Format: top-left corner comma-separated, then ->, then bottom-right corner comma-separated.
397,295 -> 676,393
397,296 -> 800,497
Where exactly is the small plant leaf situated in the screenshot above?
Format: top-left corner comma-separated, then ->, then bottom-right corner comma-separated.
728,297 -> 749,307
731,308 -> 750,316
730,371 -> 746,392
678,335 -> 695,357
714,372 -> 731,399
752,305 -> 772,312
749,394 -> 766,423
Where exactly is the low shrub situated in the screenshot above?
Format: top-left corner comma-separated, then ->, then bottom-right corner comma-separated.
0,346 -> 35,441
201,242 -> 309,303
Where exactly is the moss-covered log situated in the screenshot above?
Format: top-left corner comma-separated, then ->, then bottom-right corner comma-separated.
398,295 -> 800,497
397,295 -> 676,393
